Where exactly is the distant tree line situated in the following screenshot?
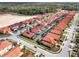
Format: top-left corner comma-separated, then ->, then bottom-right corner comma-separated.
61,3 -> 78,11
0,5 -> 57,15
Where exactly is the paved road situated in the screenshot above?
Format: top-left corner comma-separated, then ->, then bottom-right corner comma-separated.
0,13 -> 78,57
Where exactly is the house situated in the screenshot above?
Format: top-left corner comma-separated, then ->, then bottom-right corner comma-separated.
41,41 -> 54,47
0,40 -> 13,56
54,26 -> 62,31
19,22 -> 26,28
22,31 -> 35,39
50,29 -> 61,35
31,25 -> 44,33
43,35 -> 56,45
47,33 -> 60,41
3,47 -> 23,57
37,38 -> 54,48
0,27 -> 12,34
10,23 -> 20,31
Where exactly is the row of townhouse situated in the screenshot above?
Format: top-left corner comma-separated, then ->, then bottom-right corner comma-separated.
21,11 -> 67,40
37,11 -> 76,47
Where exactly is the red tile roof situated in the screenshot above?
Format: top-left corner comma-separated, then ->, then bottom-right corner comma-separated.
43,35 -> 56,44
53,13 -> 74,32
47,33 -> 60,41
0,27 -> 12,34
41,41 -> 54,47
43,37 -> 51,43
0,40 -> 12,51
46,12 -> 65,24
55,12 -> 74,31
3,47 -> 23,57
50,29 -> 61,35
54,26 -> 62,31
22,31 -> 34,38
31,25 -> 44,33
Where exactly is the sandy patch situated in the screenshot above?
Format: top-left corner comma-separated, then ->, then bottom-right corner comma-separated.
0,14 -> 36,28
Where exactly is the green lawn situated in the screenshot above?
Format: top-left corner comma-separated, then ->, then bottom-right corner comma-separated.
58,32 -> 66,45
73,37 -> 76,43
18,35 -> 35,44
24,47 -> 36,53
60,35 -> 66,41
72,32 -> 79,43
0,32 -> 4,35
19,35 -> 48,49
68,23 -> 72,27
